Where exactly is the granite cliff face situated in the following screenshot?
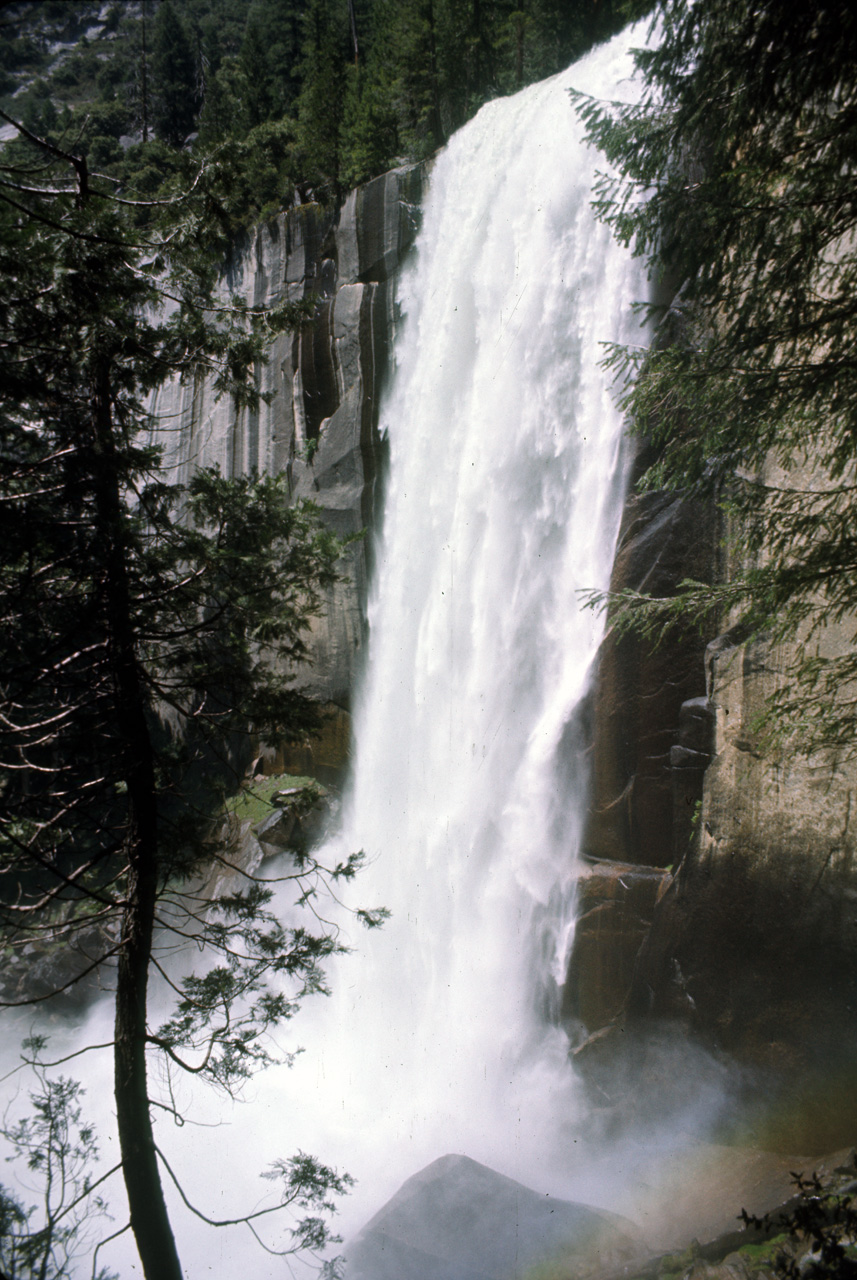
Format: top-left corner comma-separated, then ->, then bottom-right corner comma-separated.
146,164 -> 425,774
566,460 -> 857,1150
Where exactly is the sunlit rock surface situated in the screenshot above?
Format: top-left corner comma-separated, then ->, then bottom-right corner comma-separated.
145,164 -> 426,714
345,1154 -> 637,1280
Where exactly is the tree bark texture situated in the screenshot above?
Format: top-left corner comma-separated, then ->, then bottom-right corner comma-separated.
90,365 -> 184,1280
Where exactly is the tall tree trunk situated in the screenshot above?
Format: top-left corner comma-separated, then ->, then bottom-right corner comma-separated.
90,364 -> 183,1280
114,841 -> 182,1280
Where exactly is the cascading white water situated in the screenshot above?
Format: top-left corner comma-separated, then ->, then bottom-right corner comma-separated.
315,27 -> 650,1185
317,22 -> 650,1201
67,24 -> 652,1278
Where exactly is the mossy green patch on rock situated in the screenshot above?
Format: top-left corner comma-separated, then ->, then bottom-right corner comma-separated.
224,773 -> 323,828
730,1232 -> 789,1267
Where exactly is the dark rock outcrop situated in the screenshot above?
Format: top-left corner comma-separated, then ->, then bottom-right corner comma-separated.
563,860 -> 671,1029
566,484 -> 717,1040
582,488 -> 717,871
0,923 -> 118,1009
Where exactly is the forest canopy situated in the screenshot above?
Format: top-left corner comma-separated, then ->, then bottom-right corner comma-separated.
0,0 -> 652,223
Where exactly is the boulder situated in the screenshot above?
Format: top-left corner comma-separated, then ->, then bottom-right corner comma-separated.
256,782 -> 337,853
345,1153 -> 638,1280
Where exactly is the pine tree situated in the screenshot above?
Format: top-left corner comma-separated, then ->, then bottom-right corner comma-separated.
0,110 -> 380,1277
240,0 -> 305,122
295,0 -> 348,193
151,0 -> 199,145
239,7 -> 276,127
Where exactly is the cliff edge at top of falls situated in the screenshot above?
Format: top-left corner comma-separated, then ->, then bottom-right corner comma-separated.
144,161 -> 427,774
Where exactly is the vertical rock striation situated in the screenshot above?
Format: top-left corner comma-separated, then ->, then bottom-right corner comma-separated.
145,165 -> 426,771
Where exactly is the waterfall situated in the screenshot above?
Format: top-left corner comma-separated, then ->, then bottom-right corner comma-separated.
325,22 -> 649,1202
83,25 -> 651,1279
327,29 -> 648,1168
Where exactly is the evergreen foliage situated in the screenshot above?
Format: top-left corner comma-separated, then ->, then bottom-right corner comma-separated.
574,0 -> 857,755
0,1050 -> 117,1280
0,110 -> 378,1277
151,0 -> 199,144
1,0 -> 654,218
741,1171 -> 857,1280
295,0 -> 349,194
